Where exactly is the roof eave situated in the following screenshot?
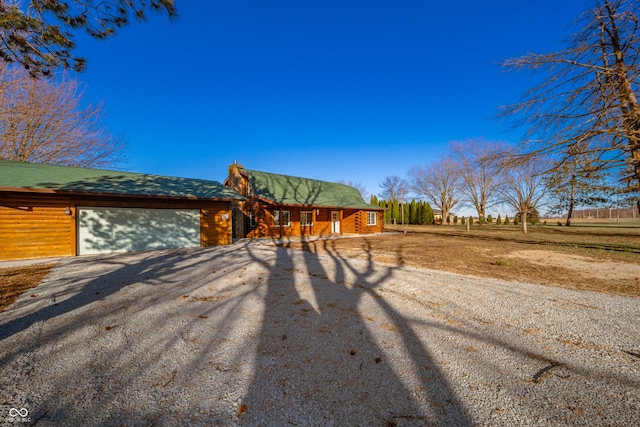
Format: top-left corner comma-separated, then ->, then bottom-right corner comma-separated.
0,186 -> 244,202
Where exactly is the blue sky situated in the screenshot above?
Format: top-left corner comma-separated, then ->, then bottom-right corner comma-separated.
73,0 -> 587,200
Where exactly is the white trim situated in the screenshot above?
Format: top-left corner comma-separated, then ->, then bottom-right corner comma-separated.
301,211 -> 314,226
366,211 -> 378,226
274,210 -> 291,227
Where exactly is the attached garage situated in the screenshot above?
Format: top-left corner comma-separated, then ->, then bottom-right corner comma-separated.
77,207 -> 202,255
0,160 -> 243,261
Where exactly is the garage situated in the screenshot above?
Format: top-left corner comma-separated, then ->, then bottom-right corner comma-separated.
0,160 -> 243,261
77,207 -> 201,255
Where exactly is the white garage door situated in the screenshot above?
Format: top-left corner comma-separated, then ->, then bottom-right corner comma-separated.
77,207 -> 201,255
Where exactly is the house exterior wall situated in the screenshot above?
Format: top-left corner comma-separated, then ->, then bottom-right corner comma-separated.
243,206 -> 383,238
0,193 -> 75,260
225,163 -> 384,238
0,192 -> 232,261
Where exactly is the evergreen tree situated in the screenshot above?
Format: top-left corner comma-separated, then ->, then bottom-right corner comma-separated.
391,199 -> 400,224
497,214 -> 502,225
410,199 -> 418,224
424,202 -> 435,225
0,0 -> 177,76
504,215 -> 510,225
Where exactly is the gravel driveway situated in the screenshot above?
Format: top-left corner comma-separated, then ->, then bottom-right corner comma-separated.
1,240 -> 638,426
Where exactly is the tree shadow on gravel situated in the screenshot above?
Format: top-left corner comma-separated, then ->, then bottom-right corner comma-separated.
240,239 -> 472,425
0,250 -> 196,344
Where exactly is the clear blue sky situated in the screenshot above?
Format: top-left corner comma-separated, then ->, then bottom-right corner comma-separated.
73,0 -> 587,199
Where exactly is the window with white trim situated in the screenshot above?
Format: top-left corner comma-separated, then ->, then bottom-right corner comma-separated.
274,210 -> 290,227
367,211 -> 378,226
301,211 -> 313,226
249,211 -> 256,227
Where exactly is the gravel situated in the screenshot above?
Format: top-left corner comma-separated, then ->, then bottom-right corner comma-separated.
0,239 -> 638,426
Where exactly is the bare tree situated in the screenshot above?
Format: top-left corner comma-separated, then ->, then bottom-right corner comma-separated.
0,0 -> 177,76
379,175 -> 410,224
0,64 -> 123,167
501,0 -> 640,213
449,138 -> 508,223
545,148 -> 613,225
410,159 -> 462,225
337,179 -> 368,201
499,156 -> 550,234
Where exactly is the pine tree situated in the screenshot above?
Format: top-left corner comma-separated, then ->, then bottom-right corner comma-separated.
410,199 -> 418,224
423,202 -> 434,225
497,214 -> 502,225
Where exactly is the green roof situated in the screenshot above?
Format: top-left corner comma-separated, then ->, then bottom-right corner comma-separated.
245,169 -> 381,209
0,160 -> 243,200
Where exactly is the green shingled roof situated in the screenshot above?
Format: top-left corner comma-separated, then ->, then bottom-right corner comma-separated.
245,169 -> 381,209
0,160 -> 243,200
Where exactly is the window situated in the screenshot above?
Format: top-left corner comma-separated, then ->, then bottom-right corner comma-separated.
246,181 -> 253,197
274,210 -> 290,227
301,211 -> 313,226
367,211 -> 378,226
248,212 -> 256,227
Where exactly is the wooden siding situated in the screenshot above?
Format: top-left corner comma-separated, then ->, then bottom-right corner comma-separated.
0,194 -> 74,260
0,192 -> 232,261
244,206 -> 382,238
201,202 -> 233,246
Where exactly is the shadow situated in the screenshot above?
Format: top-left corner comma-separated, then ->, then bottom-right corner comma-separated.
249,170 -> 367,208
239,238 -> 472,425
0,250 -> 200,344
1,240 -> 637,425
77,207 -> 201,254
31,171 -> 241,200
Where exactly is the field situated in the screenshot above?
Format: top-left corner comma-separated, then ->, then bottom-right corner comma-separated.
1,222 -> 639,313
280,222 -> 640,297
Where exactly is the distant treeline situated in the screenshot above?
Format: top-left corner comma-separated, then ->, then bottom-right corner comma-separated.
371,196 -> 435,225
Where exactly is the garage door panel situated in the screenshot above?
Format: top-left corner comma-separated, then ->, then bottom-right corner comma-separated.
78,207 -> 200,255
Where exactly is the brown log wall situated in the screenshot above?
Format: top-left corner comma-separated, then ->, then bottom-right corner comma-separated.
245,206 -> 383,238
0,192 -> 232,261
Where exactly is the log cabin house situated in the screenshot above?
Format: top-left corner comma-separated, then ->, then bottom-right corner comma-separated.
225,162 -> 384,238
0,160 -> 243,261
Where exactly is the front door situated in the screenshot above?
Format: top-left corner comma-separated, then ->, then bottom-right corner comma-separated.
331,211 -> 341,234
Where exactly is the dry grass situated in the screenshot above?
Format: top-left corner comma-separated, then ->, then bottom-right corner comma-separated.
280,223 -> 640,297
0,264 -> 56,312
1,222 -> 638,313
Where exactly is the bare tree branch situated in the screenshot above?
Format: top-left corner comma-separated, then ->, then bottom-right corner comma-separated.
0,63 -> 124,167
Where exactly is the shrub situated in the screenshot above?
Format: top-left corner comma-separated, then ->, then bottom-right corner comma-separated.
461,216 -> 466,225
504,215 -> 510,225
487,214 -> 493,224
514,216 -> 520,226
496,214 -> 502,225
453,215 -> 458,224
469,215 -> 474,225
